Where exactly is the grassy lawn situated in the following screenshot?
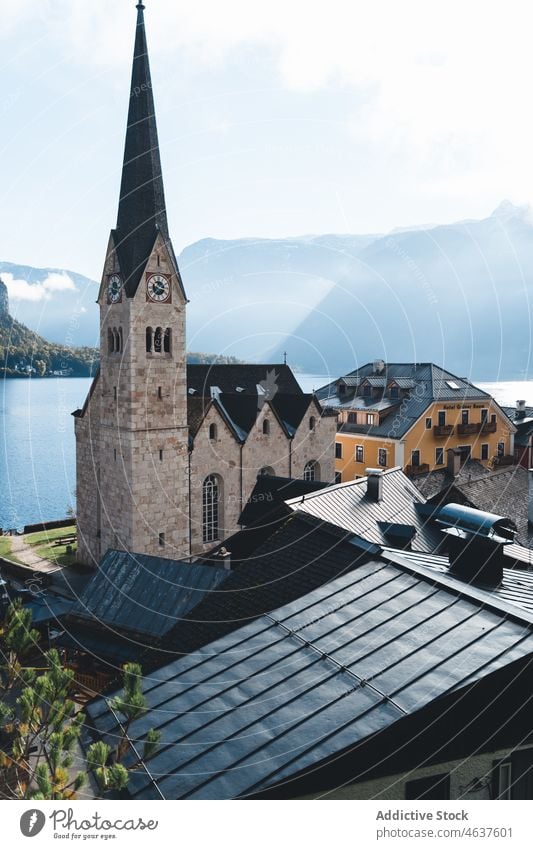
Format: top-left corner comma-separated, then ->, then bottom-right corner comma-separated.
0,535 -> 23,565
25,525 -> 78,567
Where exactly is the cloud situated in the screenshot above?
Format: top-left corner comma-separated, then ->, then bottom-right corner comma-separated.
3,272 -> 77,302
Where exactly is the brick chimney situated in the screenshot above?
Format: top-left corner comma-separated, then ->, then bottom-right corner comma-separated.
516,400 -> 527,420
447,447 -> 462,477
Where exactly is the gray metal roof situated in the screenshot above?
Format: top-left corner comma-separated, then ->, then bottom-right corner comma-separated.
72,550 -> 229,638
382,547 -> 533,614
286,468 -> 441,552
85,551 -> 533,800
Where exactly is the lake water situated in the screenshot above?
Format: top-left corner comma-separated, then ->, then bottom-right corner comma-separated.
1,374 -> 533,529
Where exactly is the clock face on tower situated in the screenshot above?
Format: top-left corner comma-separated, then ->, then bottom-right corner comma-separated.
147,274 -> 171,303
107,274 -> 122,304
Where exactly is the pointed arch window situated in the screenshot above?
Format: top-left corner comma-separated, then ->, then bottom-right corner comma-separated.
303,460 -> 320,482
154,327 -> 162,353
164,328 -> 171,354
203,474 -> 221,543
146,327 -> 153,353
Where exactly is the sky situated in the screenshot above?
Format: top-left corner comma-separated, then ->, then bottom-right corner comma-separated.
2,0 -> 533,280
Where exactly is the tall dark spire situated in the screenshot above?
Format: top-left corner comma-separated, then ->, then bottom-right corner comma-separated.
115,2 -> 170,297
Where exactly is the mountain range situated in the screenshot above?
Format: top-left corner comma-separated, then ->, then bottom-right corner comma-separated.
2,201 -> 532,380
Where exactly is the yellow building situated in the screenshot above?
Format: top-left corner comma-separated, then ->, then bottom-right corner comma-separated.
317,361 -> 516,482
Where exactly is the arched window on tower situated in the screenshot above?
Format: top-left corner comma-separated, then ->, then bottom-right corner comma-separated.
309,415 -> 316,431
146,327 -> 153,353
112,327 -> 120,353
154,327 -> 162,353
118,327 -> 123,353
203,474 -> 222,543
303,460 -> 320,482
263,419 -> 270,435
209,423 -> 217,441
164,328 -> 171,354
108,328 -> 114,354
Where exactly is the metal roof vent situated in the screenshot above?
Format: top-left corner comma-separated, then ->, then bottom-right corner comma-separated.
436,503 -> 517,585
365,468 -> 383,502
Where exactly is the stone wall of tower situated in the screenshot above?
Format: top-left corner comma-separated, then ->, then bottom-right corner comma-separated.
100,236 -> 189,560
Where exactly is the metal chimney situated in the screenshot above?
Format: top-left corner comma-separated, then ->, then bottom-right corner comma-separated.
436,503 -> 516,586
366,468 -> 383,502
516,400 -> 527,420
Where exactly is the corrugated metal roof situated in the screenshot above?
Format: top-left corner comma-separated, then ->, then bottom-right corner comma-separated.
72,550 -> 229,638
382,547 -> 533,614
86,552 -> 533,800
286,468 -> 441,552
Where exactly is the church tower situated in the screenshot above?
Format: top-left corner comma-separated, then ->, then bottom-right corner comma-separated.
75,2 -> 190,565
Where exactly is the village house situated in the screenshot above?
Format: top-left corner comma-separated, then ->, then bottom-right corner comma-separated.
317,361 -> 515,482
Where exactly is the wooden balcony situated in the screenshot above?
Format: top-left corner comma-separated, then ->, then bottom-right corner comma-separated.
457,423 -> 481,435
405,463 -> 430,477
480,421 -> 497,434
433,425 -> 454,437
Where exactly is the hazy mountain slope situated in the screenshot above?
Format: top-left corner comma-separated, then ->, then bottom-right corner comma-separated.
270,202 -> 533,379
0,279 -> 97,377
3,202 -> 533,379
0,261 -> 99,347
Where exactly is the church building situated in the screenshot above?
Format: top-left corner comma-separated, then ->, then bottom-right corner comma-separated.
73,3 -> 335,567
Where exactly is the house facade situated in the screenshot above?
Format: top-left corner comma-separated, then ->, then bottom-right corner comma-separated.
317,361 -> 515,482
73,5 -> 335,567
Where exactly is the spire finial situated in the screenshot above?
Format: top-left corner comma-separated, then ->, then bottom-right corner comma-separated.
136,2 -> 145,10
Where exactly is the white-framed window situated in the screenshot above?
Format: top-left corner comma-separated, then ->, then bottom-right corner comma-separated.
425,417 -> 432,429
202,474 -> 221,543
461,409 -> 469,425
481,443 -> 489,461
378,448 -> 387,467
438,410 -> 446,427
435,447 -> 444,465
335,442 -> 343,459
411,449 -> 421,467
355,445 -> 364,463
366,413 -> 374,425
498,442 -> 505,457
303,460 -> 320,482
